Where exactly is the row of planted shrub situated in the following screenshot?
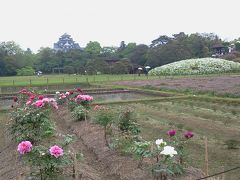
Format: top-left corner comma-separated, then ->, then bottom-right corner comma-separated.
10,88 -> 83,179
57,89 -> 195,179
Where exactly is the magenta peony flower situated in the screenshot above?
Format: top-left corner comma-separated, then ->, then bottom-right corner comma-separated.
17,141 -> 32,154
184,131 -> 194,139
38,95 -> 44,100
49,145 -> 64,158
76,88 -> 83,93
167,129 -> 176,137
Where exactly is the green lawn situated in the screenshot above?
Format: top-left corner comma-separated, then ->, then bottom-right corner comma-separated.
0,74 -> 158,87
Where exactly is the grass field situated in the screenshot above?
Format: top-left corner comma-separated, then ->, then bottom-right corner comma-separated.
0,73 -> 239,87
0,74 -> 158,87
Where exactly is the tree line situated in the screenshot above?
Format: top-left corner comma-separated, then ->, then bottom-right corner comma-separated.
1,32 -> 240,76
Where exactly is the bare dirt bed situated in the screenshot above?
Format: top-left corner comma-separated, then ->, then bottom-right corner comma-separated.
113,75 -> 240,96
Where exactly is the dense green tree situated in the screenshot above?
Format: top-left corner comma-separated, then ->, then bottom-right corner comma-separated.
85,41 -> 102,57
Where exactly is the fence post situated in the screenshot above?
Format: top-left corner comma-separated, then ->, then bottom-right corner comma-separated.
63,78 -> 64,84
13,80 -> 15,86
29,79 -> 32,87
47,78 -> 49,90
75,78 -> 77,83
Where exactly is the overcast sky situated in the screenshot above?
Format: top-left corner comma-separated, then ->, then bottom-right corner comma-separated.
0,0 -> 239,52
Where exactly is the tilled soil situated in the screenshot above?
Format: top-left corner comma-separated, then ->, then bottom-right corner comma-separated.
113,75 -> 240,96
0,108 -> 205,180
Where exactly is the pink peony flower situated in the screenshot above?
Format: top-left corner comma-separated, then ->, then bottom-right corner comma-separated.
184,131 -> 194,139
17,141 -> 32,154
33,100 -> 45,108
49,145 -> 64,158
42,98 -> 50,103
167,129 -> 176,137
76,95 -> 93,102
18,89 -> 28,93
38,95 -> 44,100
69,91 -> 74,95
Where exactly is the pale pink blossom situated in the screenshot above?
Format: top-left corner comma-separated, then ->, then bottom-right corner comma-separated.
49,145 -> 64,158
75,95 -> 93,102
17,141 -> 32,154
26,100 -> 32,105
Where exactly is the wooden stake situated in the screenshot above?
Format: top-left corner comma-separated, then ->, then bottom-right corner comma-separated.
205,137 -> 209,176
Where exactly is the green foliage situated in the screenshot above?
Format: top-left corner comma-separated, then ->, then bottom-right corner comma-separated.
118,108 -> 141,135
85,41 -> 102,57
16,66 -> 35,76
71,105 -> 87,121
68,100 -> 78,111
63,65 -> 75,74
95,108 -> 114,128
225,139 -> 239,149
10,107 -> 54,143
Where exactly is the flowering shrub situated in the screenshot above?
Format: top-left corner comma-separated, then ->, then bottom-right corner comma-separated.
19,142 -> 73,179
149,58 -> 240,76
71,105 -> 87,121
10,107 -> 54,142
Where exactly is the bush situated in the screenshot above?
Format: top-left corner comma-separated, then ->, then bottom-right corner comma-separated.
16,66 -> 35,76
225,139 -> 239,149
71,105 -> 86,121
118,108 -> 141,135
10,107 -> 54,143
95,107 -> 114,146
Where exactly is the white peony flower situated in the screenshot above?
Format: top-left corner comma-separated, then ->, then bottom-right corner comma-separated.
160,146 -> 177,157
155,139 -> 167,146
56,91 -> 60,94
